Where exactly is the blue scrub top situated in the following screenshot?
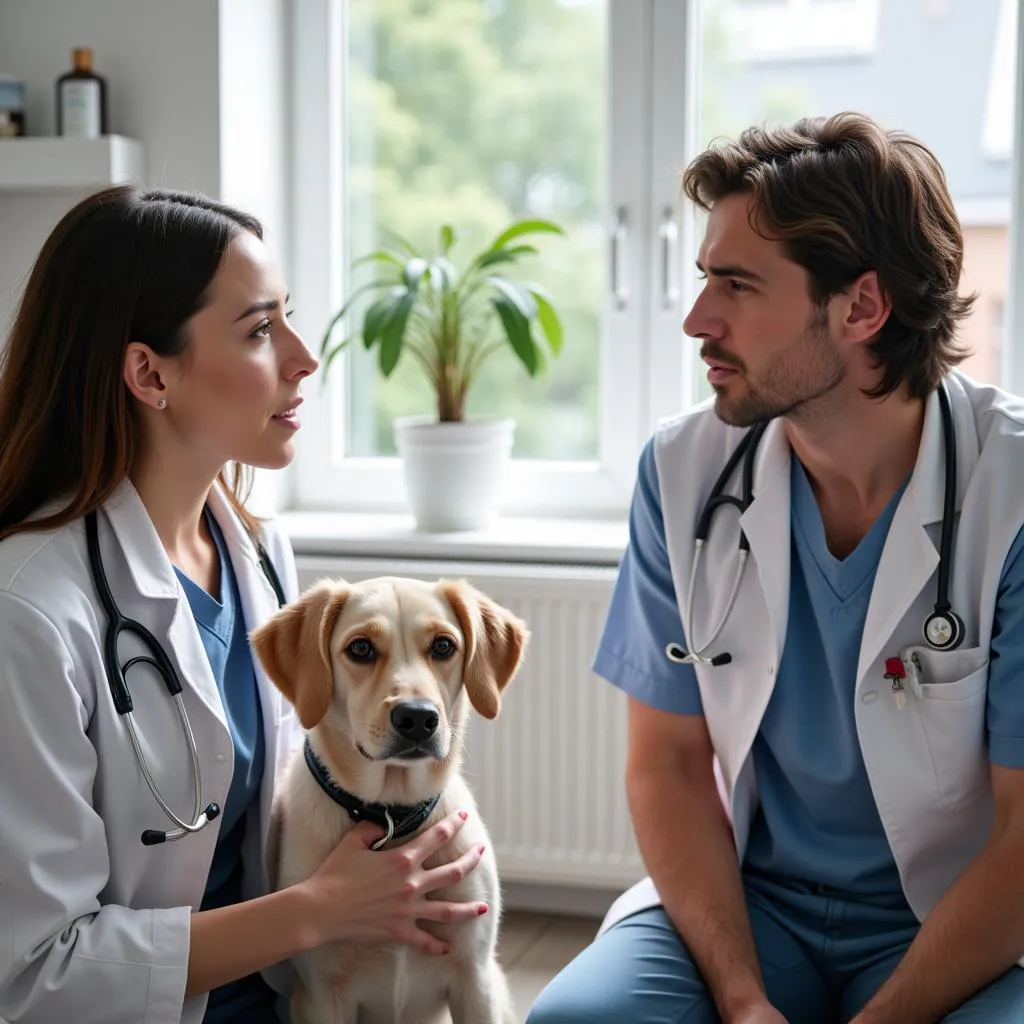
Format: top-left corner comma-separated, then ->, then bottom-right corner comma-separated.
174,509 -> 278,1022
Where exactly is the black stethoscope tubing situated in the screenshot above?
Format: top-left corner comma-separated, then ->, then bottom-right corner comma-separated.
85,508 -> 286,845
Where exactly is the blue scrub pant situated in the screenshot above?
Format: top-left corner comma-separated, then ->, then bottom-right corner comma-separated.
526,870 -> 1024,1023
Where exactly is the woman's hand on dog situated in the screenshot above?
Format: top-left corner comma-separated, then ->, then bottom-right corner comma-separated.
295,809 -> 488,955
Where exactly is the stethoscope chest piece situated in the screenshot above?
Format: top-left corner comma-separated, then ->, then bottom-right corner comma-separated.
923,608 -> 964,651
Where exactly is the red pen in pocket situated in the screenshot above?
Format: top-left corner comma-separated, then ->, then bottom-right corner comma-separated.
884,657 -> 908,709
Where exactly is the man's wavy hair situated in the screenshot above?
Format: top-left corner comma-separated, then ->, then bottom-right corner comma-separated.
683,112 -> 974,399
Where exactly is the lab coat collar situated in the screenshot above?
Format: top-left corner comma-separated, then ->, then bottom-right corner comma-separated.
100,478 -> 227,726
858,375 -> 980,681
101,477 -> 277,605
102,478 -> 182,601
101,477 -> 284,734
204,482 -> 283,616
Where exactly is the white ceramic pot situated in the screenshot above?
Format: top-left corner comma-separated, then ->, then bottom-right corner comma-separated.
393,416 -> 516,532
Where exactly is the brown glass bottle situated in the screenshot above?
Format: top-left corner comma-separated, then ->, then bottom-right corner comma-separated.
56,47 -> 107,139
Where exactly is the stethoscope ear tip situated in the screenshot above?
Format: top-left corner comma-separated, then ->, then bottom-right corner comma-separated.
664,642 -> 733,667
139,803 -> 222,846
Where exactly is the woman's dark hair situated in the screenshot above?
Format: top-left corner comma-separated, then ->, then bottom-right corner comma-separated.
683,111 -> 974,399
0,185 -> 264,541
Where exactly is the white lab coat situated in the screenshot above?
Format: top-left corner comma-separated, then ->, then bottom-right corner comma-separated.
602,372 -> 1024,964
0,479 -> 303,1023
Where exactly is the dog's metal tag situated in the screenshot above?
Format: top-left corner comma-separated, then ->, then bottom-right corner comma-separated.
370,809 -> 396,852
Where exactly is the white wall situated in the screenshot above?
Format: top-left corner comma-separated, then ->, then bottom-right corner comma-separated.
0,0 -> 293,509
0,0 -> 222,185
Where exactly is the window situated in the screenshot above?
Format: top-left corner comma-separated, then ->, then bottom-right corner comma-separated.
289,0 -> 1021,518
290,0 -> 689,517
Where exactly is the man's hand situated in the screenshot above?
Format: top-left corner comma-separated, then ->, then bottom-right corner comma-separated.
848,765 -> 1024,1024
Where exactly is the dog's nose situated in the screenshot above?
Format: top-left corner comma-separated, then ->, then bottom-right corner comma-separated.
390,701 -> 440,742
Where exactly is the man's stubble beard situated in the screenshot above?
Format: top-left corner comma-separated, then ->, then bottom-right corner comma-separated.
713,306 -> 845,428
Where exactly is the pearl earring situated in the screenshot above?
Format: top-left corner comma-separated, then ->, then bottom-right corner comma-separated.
157,398 -> 167,409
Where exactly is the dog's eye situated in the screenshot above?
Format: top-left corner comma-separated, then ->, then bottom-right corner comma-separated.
346,638 -> 377,663
430,636 -> 456,660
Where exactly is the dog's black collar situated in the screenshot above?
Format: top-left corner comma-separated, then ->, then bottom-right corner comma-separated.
303,740 -> 441,848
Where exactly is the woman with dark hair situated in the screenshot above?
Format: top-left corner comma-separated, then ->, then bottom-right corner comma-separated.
0,186 -> 487,1024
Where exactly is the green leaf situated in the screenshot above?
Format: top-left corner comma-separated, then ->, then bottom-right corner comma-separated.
487,218 -> 564,253
486,275 -> 538,319
384,230 -> 423,259
378,291 -> 417,376
362,287 -> 406,350
440,224 -> 455,255
319,280 -> 394,356
532,342 -> 549,376
351,248 -> 405,270
474,244 -> 538,270
492,295 -> 539,376
320,334 -> 355,379
528,289 -> 564,356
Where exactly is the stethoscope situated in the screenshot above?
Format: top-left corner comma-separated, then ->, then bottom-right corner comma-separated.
85,510 -> 287,846
666,380 -> 964,668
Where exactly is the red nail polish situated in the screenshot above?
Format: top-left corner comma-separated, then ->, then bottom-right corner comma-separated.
478,904 -> 489,915
477,844 -> 486,855
458,811 -> 468,821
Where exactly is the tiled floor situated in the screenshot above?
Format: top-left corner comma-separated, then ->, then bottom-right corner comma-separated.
499,911 -> 600,1021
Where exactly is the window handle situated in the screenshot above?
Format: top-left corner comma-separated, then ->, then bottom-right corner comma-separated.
659,207 -> 680,309
610,206 -> 629,310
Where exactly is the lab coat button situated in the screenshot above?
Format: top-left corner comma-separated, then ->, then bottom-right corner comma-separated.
861,691 -> 878,704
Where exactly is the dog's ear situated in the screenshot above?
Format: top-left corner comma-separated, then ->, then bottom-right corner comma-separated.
439,579 -> 529,720
249,578 -> 350,728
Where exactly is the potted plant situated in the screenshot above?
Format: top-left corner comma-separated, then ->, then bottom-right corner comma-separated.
320,219 -> 566,531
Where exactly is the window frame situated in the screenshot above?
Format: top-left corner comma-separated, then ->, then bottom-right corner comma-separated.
1006,0 -> 1024,393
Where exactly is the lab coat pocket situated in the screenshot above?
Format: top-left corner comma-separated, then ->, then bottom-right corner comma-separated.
908,645 -> 989,809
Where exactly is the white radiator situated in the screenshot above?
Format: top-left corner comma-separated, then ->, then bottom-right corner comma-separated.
294,555 -> 645,891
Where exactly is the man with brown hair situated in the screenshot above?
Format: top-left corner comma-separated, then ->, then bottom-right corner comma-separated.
528,113 -> 1024,1022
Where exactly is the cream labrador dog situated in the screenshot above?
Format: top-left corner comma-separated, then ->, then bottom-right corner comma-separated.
250,576 -> 528,1024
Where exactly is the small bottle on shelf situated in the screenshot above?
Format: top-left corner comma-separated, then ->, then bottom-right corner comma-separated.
56,47 -> 107,139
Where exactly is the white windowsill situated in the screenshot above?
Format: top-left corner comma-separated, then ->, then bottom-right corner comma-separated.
279,511 -> 628,567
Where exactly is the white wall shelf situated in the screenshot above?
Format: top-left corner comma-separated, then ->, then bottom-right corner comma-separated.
0,135 -> 144,191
